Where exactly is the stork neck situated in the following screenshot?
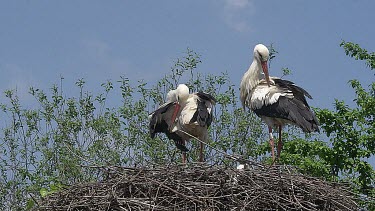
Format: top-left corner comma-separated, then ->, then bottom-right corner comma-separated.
253,58 -> 263,77
246,58 -> 263,90
178,99 -> 188,107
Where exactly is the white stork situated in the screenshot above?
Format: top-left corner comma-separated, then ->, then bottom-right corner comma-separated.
149,84 -> 216,163
240,44 -> 319,161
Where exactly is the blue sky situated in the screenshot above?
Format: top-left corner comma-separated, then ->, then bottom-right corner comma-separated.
0,1 -> 374,162
0,0 -> 374,109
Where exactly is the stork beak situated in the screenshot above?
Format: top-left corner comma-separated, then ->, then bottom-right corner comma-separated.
261,61 -> 271,87
170,102 -> 181,130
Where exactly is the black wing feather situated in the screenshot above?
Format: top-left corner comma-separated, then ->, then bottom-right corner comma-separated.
149,102 -> 189,152
254,96 -> 319,133
189,92 -> 215,127
254,79 -> 319,133
149,102 -> 176,138
189,99 -> 212,127
274,78 -> 313,100
196,92 -> 217,103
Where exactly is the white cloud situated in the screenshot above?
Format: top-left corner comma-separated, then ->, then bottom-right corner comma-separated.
222,0 -> 254,32
81,39 -> 111,60
224,0 -> 250,9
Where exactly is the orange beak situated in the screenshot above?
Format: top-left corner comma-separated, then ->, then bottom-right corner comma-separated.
170,103 -> 181,130
261,61 -> 270,87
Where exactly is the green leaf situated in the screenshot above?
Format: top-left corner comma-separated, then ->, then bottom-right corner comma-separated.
40,188 -> 49,198
26,199 -> 35,210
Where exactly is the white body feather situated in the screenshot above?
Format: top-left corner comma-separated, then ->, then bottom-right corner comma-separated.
172,94 -> 213,141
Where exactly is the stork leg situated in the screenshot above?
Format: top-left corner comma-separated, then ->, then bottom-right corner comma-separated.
199,142 -> 204,162
268,126 -> 275,161
182,140 -> 186,164
182,152 -> 186,164
276,125 -> 283,160
199,133 -> 208,163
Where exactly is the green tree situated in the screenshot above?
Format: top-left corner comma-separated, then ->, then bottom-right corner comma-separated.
317,41 -> 374,203
278,41 -> 374,209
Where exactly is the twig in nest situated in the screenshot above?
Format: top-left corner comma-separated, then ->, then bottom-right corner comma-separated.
37,164 -> 359,211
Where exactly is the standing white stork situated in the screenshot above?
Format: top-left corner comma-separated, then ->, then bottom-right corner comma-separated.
240,44 -> 319,161
149,84 -> 216,163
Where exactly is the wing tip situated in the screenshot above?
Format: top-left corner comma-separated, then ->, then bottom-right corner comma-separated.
196,91 -> 217,103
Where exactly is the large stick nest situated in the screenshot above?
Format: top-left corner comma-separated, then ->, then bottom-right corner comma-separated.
37,163 -> 358,210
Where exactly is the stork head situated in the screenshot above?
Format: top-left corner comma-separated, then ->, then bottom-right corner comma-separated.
170,84 -> 190,126
176,84 -> 189,103
254,44 -> 270,86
